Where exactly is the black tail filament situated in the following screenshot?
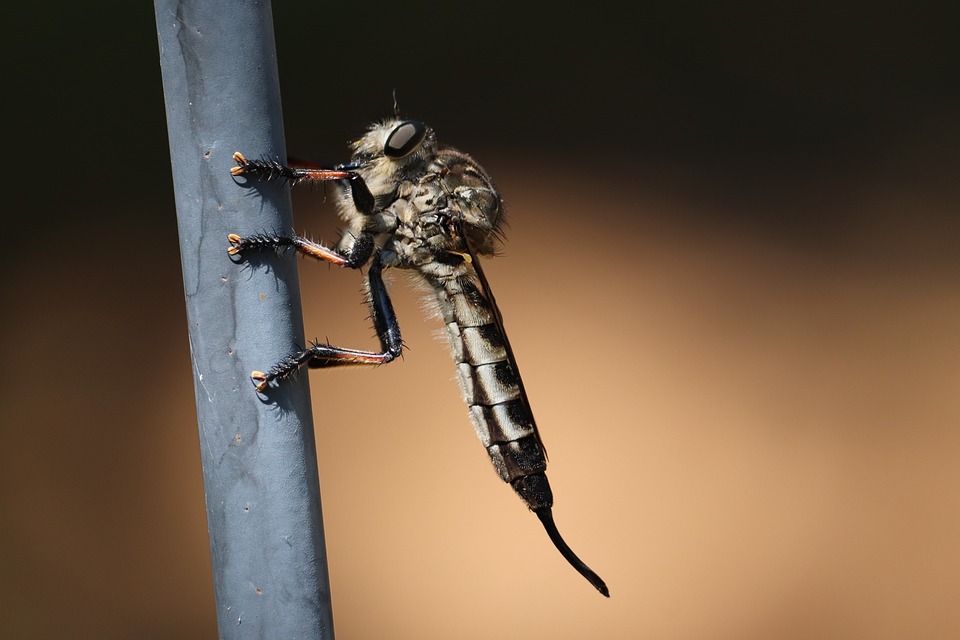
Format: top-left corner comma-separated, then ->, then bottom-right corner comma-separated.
536,508 -> 610,597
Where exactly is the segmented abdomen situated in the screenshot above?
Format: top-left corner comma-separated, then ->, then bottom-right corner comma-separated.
431,274 -> 553,511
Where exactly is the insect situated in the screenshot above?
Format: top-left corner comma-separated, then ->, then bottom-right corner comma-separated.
228,118 -> 608,596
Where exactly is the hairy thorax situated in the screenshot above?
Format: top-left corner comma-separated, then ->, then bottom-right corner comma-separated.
373,149 -> 504,277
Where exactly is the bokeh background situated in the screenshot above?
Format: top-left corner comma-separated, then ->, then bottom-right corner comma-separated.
3,2 -> 959,638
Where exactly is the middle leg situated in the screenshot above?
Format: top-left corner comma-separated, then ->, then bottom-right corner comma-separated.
228,231 -> 374,268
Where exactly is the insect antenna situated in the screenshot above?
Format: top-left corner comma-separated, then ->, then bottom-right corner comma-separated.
536,507 -> 609,597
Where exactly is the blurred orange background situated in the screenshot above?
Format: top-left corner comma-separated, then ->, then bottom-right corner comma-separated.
3,3 -> 959,639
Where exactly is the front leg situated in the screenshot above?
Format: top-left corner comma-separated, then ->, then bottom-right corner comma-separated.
231,152 -> 375,214
249,251 -> 403,391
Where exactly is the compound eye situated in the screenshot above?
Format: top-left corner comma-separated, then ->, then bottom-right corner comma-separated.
384,120 -> 427,158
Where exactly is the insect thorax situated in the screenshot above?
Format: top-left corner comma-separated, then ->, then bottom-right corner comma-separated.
336,133 -> 504,275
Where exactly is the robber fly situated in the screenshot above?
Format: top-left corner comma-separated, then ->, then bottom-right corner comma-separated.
227,118 -> 608,596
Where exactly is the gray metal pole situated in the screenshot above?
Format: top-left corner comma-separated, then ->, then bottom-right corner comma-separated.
154,2 -> 334,638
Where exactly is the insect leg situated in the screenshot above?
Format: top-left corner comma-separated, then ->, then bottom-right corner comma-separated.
231,152 -> 374,214
228,231 -> 374,268
248,251 -> 402,391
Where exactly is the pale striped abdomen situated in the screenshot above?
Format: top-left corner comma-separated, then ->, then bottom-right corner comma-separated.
432,274 -> 553,511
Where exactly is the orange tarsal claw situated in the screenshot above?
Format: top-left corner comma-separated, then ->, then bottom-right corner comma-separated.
230,152 -> 248,176
251,371 -> 268,392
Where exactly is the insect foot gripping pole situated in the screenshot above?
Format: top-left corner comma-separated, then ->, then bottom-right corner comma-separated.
535,508 -> 609,597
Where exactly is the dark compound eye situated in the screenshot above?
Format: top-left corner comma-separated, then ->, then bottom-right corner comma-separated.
384,120 -> 427,158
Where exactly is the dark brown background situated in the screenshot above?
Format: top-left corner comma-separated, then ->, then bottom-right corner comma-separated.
3,2 -> 959,638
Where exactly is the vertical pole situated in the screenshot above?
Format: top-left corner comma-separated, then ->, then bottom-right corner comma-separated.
154,2 -> 335,638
